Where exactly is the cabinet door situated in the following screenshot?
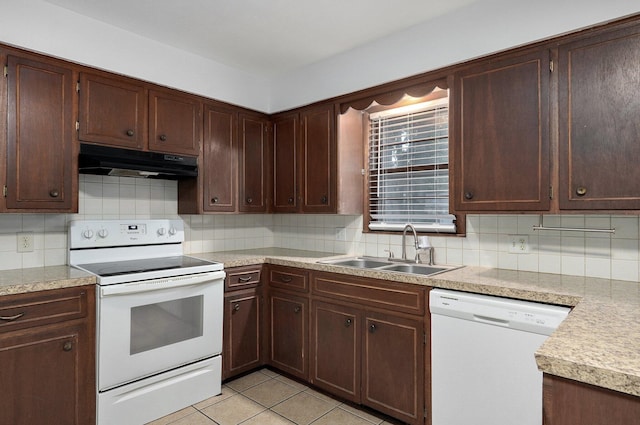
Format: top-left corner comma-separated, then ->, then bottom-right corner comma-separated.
0,286 -> 95,425
543,374 -> 640,425
272,112 -> 298,212
558,26 -> 640,209
269,291 -> 308,380
310,300 -> 361,403
149,89 -> 202,156
203,103 -> 237,212
0,325 -> 86,424
300,104 -> 336,213
79,72 -> 146,150
453,48 -> 550,211
6,55 -> 76,211
238,112 -> 269,212
223,288 -> 262,380
362,311 -> 424,425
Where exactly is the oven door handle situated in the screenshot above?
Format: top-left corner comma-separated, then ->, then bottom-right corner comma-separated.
100,271 -> 225,297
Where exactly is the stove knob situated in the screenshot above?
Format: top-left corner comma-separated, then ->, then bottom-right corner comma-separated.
168,227 -> 177,236
157,228 -> 167,236
98,229 -> 109,239
82,229 -> 94,239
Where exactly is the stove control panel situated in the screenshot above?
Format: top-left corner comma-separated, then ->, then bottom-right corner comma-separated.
69,219 -> 184,249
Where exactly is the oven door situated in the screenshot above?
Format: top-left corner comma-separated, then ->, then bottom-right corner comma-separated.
97,271 -> 224,391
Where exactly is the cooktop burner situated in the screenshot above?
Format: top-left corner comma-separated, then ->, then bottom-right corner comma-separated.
76,255 -> 219,277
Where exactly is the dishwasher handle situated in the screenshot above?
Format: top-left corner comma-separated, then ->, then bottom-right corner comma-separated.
473,314 -> 510,327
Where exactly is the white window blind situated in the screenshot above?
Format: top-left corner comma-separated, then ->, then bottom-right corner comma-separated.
368,97 -> 456,233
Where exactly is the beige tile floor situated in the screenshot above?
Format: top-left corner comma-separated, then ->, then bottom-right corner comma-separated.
147,368 -> 402,425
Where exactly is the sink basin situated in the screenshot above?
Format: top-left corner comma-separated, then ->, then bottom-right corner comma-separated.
379,263 -> 447,276
319,256 -> 460,277
321,257 -> 392,269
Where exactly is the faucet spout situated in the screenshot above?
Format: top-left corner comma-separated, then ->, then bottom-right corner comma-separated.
401,224 -> 419,263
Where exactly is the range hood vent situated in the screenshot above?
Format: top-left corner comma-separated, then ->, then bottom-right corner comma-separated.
78,143 -> 198,180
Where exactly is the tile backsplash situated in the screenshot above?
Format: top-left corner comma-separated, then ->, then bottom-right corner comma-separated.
0,174 -> 639,282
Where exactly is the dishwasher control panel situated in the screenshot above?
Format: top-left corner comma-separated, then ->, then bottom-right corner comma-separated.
429,289 -> 570,335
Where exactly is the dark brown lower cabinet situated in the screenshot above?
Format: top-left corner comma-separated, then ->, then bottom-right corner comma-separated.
223,287 -> 263,380
543,374 -> 640,425
269,289 -> 308,380
311,300 -> 361,403
362,310 -> 424,425
311,298 -> 425,425
0,286 -> 95,425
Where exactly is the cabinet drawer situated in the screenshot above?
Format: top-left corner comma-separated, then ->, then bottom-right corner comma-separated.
268,266 -> 308,292
225,266 -> 262,291
311,271 -> 425,315
0,286 -> 89,333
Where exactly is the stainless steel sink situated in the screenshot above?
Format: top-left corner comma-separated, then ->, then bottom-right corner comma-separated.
319,256 -> 460,277
325,258 -> 391,269
378,263 -> 447,276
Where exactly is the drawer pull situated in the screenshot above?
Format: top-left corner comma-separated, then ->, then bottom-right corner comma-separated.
233,303 -> 240,312
345,318 -> 352,327
126,129 -> 135,137
369,323 -> 377,333
159,134 -> 167,142
280,276 -> 293,283
0,312 -> 25,322
294,306 -> 301,314
238,276 -> 253,283
63,341 -> 73,352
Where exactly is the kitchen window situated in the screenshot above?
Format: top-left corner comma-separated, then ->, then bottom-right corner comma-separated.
367,91 -> 456,233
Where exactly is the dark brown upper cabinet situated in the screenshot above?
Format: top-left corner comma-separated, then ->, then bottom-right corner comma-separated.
300,104 -> 336,213
272,112 -> 299,212
452,47 -> 551,212
79,73 -> 201,156
5,54 -> 76,211
272,102 -> 347,214
78,72 -> 146,150
201,102 -> 237,213
558,23 -> 640,210
149,88 -> 201,156
238,112 -> 270,213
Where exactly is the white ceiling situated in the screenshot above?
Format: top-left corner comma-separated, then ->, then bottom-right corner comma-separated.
43,0 -> 478,78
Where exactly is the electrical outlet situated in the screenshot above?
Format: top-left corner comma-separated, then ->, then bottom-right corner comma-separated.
17,232 -> 34,253
335,227 -> 347,241
509,235 -> 529,254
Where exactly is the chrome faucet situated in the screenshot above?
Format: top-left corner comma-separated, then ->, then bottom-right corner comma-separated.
401,224 -> 420,263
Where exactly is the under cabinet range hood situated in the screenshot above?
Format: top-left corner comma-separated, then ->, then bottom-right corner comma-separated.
78,143 -> 198,179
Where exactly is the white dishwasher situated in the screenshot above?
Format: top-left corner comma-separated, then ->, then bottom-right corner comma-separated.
429,289 -> 569,425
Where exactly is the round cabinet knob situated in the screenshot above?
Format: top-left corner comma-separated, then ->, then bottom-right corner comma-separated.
294,306 -> 301,314
369,323 -> 377,333
576,186 -> 587,197
344,318 -> 352,328
246,197 -> 253,204
464,192 -> 474,200
63,341 -> 73,352
126,129 -> 135,137
98,229 -> 109,238
159,134 -> 167,141
321,195 -> 328,205
212,197 -> 219,204
288,197 -> 294,205
168,227 -> 177,236
157,228 -> 167,236
233,303 -> 240,312
49,189 -> 59,198
82,229 -> 94,239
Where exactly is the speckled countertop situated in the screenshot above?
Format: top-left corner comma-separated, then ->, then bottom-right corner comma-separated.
196,248 -> 640,398
0,265 -> 96,296
2,248 -> 638,398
